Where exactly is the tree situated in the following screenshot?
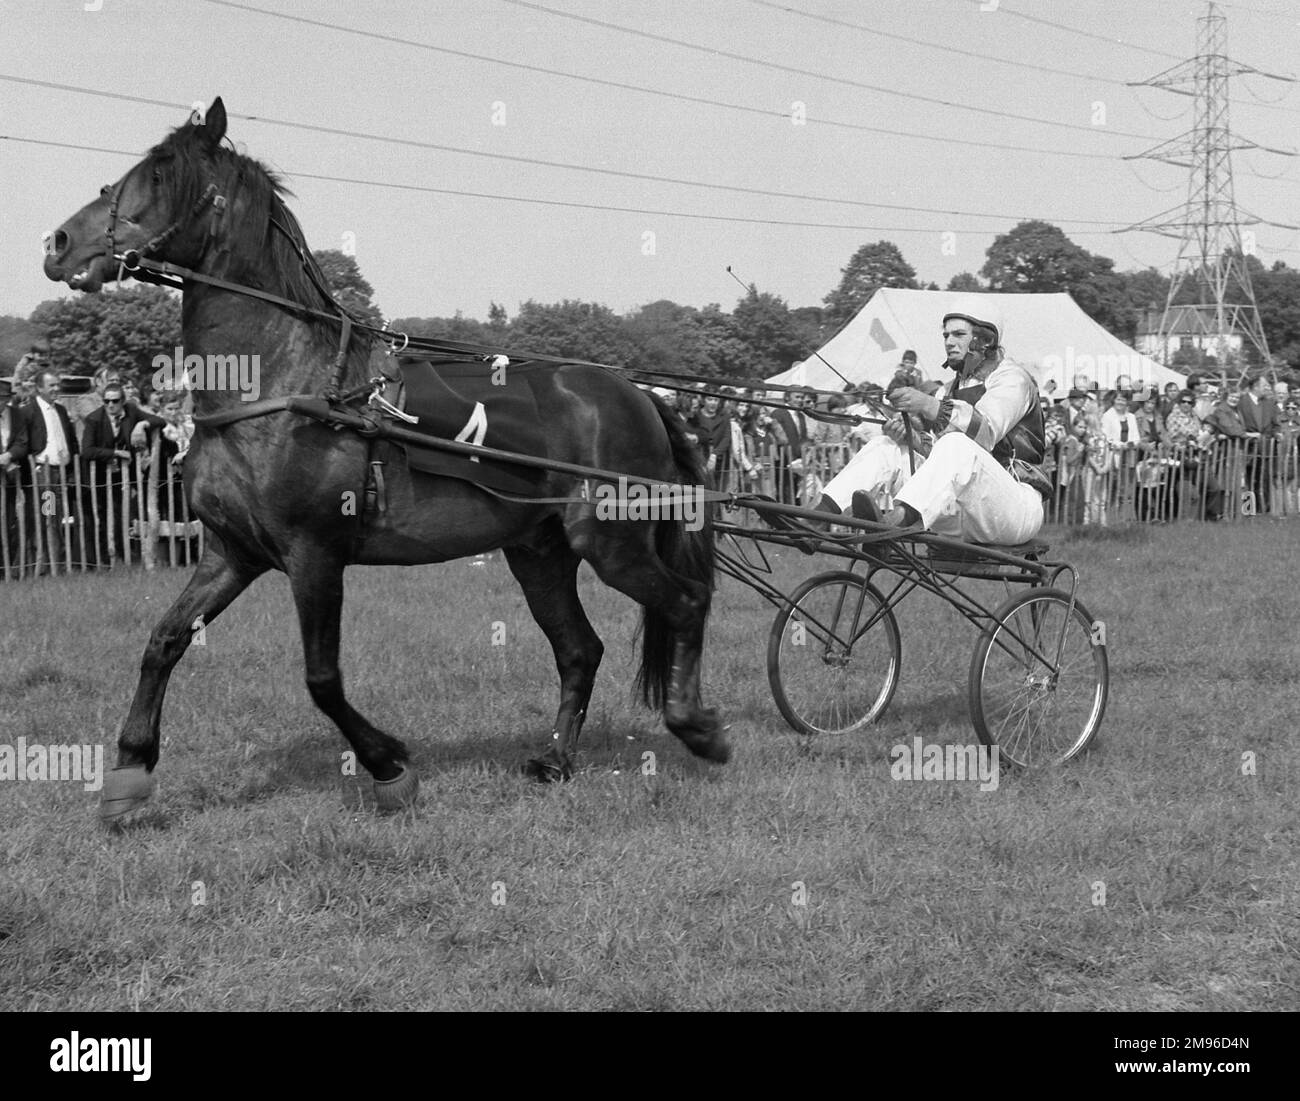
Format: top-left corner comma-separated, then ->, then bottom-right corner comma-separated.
313,250 -> 384,327
1254,260 -> 1300,369
731,286 -> 816,378
693,304 -> 752,377
622,300 -> 717,376
946,272 -> 984,292
822,241 -> 918,328
0,315 -> 43,373
981,220 -> 1126,333
387,312 -> 495,347
30,285 -> 181,381
1109,267 -> 1171,344
510,299 -> 637,365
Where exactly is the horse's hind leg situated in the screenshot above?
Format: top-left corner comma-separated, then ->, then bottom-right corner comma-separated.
503,540 -> 603,782
286,550 -> 417,810
103,546 -> 265,823
569,520 -> 727,764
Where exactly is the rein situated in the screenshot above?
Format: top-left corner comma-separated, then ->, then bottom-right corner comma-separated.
104,173 -> 897,453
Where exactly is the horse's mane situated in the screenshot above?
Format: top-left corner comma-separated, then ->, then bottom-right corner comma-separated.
149,124 -> 342,338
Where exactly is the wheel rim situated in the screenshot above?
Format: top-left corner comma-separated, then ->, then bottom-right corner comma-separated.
975,592 -> 1106,767
773,578 -> 899,735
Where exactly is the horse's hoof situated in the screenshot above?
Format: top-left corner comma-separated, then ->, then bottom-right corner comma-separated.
99,766 -> 156,826
694,733 -> 732,764
524,755 -> 571,783
667,709 -> 732,764
373,764 -> 420,812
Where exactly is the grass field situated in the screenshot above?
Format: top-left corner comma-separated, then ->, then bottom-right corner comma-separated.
1,521 -> 1297,1011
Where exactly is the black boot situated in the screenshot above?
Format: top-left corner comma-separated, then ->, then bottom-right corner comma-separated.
850,490 -> 882,523
814,494 -> 842,516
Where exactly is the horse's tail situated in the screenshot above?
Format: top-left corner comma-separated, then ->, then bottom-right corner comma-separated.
636,394 -> 715,711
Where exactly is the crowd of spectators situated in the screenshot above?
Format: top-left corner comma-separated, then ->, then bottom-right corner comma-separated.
1040,370 -> 1300,524
1,354 -> 197,574
647,360 -> 1300,524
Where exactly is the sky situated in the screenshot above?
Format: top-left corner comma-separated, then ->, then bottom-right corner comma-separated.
2,0 -> 1298,325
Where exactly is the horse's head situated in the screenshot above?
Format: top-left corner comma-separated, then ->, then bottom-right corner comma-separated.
44,97 -> 231,292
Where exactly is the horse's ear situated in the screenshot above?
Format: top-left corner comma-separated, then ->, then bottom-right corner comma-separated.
201,98 -> 228,150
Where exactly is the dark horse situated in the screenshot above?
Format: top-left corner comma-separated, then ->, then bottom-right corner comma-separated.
44,99 -> 727,822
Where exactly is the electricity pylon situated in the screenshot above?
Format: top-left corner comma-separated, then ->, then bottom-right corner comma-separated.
1122,2 -> 1295,378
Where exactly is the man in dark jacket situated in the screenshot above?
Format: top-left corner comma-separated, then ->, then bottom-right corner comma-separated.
1239,375 -> 1280,515
0,377 -> 28,570
80,381 -> 165,563
770,387 -> 815,503
13,369 -> 78,570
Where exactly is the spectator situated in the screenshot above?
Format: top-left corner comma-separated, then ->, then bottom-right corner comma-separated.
719,391 -> 760,494
1041,403 -> 1068,521
81,382 -> 165,562
1165,389 -> 1224,520
1134,393 -> 1165,451
670,389 -> 700,452
15,369 -> 78,570
895,350 -> 922,388
1101,390 -> 1140,516
1057,408 -> 1087,523
1158,381 -> 1182,422
1065,387 -> 1089,434
770,388 -> 815,503
1081,413 -> 1109,525
1239,375 -> 1279,515
844,383 -> 883,448
694,390 -> 729,480
1203,387 -> 1246,441
0,376 -> 27,565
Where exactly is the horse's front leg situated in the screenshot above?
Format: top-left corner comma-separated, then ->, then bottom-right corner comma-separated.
286,550 -> 418,811
101,546 -> 265,824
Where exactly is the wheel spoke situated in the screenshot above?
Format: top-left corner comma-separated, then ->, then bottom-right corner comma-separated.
970,589 -> 1108,768
769,574 -> 901,736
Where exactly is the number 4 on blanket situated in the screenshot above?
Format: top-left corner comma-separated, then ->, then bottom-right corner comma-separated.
454,402 -> 488,460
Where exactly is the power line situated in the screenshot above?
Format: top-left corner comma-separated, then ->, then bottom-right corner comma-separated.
0,74 -> 1132,226
979,0 -> 1300,116
191,0 -> 1131,161
966,0 -> 1185,63
1218,2 -> 1300,23
0,132 -> 1128,238
191,0 -> 1150,153
749,0 -> 1133,87
756,0 -> 1300,123
498,0 -> 1161,140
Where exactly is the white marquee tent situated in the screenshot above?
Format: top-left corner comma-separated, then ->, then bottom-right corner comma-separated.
769,289 -> 1186,395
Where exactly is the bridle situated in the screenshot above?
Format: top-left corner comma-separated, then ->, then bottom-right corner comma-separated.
103,173 -> 227,279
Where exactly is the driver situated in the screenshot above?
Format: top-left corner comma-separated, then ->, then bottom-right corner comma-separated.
814,304 -> 1049,545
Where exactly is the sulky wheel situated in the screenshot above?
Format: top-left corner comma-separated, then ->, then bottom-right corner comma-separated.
968,587 -> 1108,769
767,571 -> 901,737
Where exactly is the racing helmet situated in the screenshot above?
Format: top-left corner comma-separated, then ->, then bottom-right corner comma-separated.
942,298 -> 1001,350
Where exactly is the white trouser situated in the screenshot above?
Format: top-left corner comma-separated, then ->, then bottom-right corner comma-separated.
822,433 -> 1044,545
821,436 -> 910,513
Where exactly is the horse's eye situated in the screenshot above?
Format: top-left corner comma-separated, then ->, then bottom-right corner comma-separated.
152,169 -> 163,185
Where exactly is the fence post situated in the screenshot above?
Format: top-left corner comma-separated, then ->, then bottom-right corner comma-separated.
72,460 -> 87,571
118,458 -> 132,567
143,436 -> 161,572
